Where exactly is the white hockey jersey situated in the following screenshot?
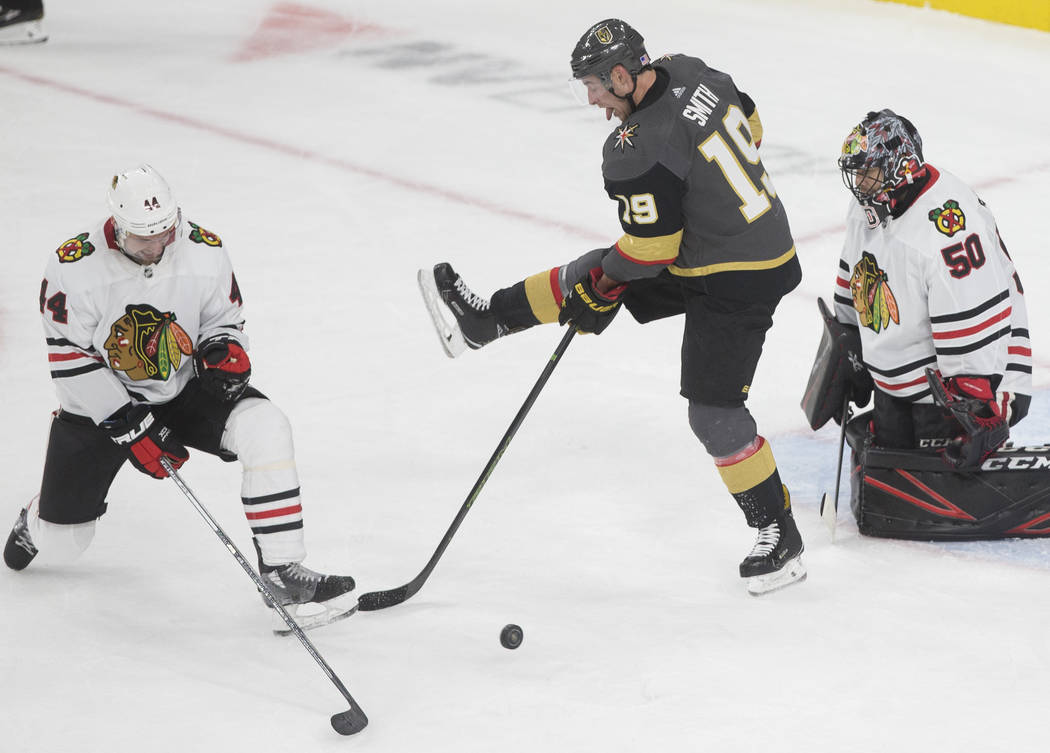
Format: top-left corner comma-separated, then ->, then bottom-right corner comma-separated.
40,217 -> 246,424
833,165 -> 1031,403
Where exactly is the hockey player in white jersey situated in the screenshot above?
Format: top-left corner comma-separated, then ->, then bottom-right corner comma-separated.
825,109 -> 1031,467
801,109 -> 1037,539
3,165 -> 356,631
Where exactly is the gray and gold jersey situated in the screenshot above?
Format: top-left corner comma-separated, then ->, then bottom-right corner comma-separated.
600,55 -> 797,300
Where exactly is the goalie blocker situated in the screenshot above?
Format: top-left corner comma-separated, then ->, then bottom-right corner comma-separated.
800,298 -> 872,431
846,415 -> 1050,540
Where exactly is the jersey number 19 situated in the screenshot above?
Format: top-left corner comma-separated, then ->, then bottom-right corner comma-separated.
699,105 -> 777,223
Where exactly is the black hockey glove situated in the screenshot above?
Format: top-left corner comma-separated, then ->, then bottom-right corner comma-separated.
101,403 -> 189,479
558,267 -> 627,335
194,334 -> 251,401
925,369 -> 1009,471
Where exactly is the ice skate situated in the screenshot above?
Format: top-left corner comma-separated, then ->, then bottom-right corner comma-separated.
740,512 -> 806,596
418,262 -> 505,358
3,506 -> 38,571
0,4 -> 47,45
259,558 -> 358,635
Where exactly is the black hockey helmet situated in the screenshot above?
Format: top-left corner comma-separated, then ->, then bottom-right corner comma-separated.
838,108 -> 925,208
570,19 -> 651,84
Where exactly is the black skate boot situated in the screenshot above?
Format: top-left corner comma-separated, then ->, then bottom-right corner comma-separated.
0,2 -> 47,45
739,508 -> 806,596
418,262 -> 507,357
4,506 -> 38,571
260,560 -> 357,605
256,542 -> 357,634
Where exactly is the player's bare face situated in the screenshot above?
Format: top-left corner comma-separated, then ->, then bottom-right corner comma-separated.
579,75 -> 631,122
122,225 -> 176,264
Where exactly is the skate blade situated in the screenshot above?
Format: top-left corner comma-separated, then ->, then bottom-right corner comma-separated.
417,268 -> 467,358
272,592 -> 359,636
819,492 -> 837,541
746,555 -> 807,596
0,21 -> 47,45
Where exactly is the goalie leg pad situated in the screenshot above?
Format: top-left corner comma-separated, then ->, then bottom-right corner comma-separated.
847,415 -> 1050,540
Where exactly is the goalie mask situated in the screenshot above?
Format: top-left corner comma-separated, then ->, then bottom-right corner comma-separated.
838,109 -> 925,225
107,164 -> 182,265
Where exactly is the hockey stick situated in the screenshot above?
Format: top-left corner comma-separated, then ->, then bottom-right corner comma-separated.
818,395 -> 851,541
358,326 -> 577,612
160,458 -> 368,736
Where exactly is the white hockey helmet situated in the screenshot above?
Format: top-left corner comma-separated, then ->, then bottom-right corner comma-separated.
108,164 -> 181,240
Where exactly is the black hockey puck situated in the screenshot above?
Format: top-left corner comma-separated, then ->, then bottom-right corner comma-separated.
500,624 -> 523,650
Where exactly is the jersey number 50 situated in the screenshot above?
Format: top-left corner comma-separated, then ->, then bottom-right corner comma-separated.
698,105 -> 776,223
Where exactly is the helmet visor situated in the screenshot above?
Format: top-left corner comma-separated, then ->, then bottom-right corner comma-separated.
120,217 -> 178,264
568,73 -> 611,106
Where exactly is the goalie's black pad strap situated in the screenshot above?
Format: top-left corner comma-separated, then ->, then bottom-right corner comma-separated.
800,298 -> 873,431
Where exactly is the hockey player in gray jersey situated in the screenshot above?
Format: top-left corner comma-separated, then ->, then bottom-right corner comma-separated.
419,19 -> 804,595
3,165 -> 357,631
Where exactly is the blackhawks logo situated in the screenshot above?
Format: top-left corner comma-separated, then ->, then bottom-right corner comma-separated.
841,125 -> 868,157
104,304 -> 193,381
928,199 -> 965,237
56,233 -> 95,263
850,251 -> 900,333
188,221 -> 222,247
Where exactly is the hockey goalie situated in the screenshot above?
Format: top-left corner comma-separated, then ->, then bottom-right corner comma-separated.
801,109 -> 1044,541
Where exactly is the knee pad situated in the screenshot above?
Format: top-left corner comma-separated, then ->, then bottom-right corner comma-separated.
688,400 -> 758,458
30,503 -> 96,563
221,398 -> 295,468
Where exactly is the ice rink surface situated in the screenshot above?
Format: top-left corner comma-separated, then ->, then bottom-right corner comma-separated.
2,1 -> 1049,750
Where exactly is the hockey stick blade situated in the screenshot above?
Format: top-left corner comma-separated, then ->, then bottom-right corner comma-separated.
161,459 -> 369,736
331,704 -> 369,736
820,395 -> 852,542
819,493 -> 836,538
358,583 -> 417,612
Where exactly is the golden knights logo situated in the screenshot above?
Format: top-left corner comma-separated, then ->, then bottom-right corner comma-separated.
188,221 -> 222,247
595,25 -> 614,45
928,199 -> 966,237
615,123 -> 639,151
105,304 -> 193,381
56,233 -> 95,263
850,251 -> 900,333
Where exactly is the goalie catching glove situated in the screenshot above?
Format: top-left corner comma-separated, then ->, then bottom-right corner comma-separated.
194,334 -> 251,401
101,403 -> 189,479
558,267 -> 626,335
924,369 -> 1009,471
